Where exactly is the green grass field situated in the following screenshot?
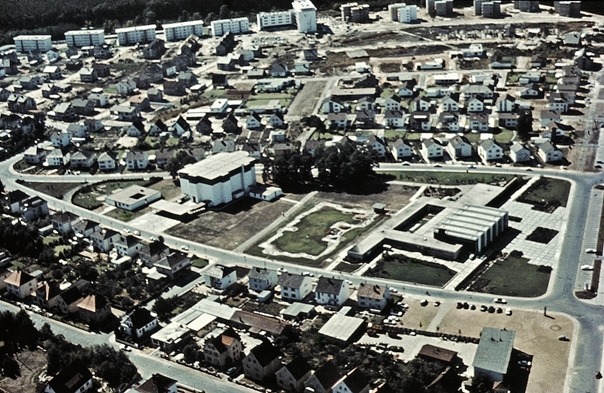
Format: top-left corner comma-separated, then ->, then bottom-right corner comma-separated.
518,177 -> 571,208
73,180 -> 149,210
378,171 -> 515,186
469,254 -> 551,297
273,208 -> 359,256
366,255 -> 456,287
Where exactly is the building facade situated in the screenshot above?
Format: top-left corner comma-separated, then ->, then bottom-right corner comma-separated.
115,25 -> 156,46
292,0 -> 318,33
211,18 -> 250,37
65,30 -> 105,47
163,20 -> 205,41
14,35 -> 52,52
257,11 -> 295,30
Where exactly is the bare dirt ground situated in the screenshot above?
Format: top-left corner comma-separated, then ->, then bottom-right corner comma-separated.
0,349 -> 47,393
287,80 -> 326,117
167,197 -> 293,250
315,184 -> 418,212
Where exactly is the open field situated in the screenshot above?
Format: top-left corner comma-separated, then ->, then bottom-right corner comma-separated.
518,177 -> 571,208
287,80 -> 325,117
167,197 -> 293,250
22,181 -> 81,200
379,171 -> 515,186
366,255 -> 456,287
316,184 -> 418,211
468,253 -> 551,297
104,207 -> 150,222
273,207 -> 360,256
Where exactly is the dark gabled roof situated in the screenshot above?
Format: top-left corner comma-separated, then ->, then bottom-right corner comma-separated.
6,189 -> 29,204
72,219 -> 99,233
282,357 -> 311,380
339,368 -> 369,393
312,360 -> 341,389
136,373 -> 178,393
249,341 -> 280,367
47,362 -> 92,393
58,285 -> 83,305
128,308 -> 156,330
52,211 -> 78,224
315,277 -> 344,295
36,280 -> 61,301
278,273 -> 306,288
248,267 -> 274,280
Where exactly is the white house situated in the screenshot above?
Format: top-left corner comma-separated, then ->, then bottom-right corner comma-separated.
536,140 -> 564,163
366,135 -> 387,158
97,152 -> 117,171
44,363 -> 93,393
46,149 -> 70,167
391,139 -> 413,161
356,284 -> 390,311
440,96 -> 459,112
478,139 -> 503,162
509,142 -> 531,163
496,95 -> 516,113
275,357 -> 312,393
383,109 -> 406,129
203,329 -> 244,367
246,113 -> 262,129
315,277 -> 349,308
242,341 -> 281,381
410,97 -> 431,112
383,95 -> 403,111
3,271 -> 37,299
278,273 -> 313,301
421,138 -> 444,159
248,267 -> 279,292
204,264 -> 237,292
465,97 -> 485,113
332,368 -> 370,393
321,97 -> 346,113
447,135 -> 473,158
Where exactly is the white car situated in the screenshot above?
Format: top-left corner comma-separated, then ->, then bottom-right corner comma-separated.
493,298 -> 507,304
586,248 -> 597,254
581,265 -> 594,271
180,245 -> 189,251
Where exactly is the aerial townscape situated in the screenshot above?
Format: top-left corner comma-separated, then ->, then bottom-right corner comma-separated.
0,0 -> 603,392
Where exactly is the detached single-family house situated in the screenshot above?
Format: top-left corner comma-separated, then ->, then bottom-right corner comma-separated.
275,357 -> 312,393
547,93 -> 569,113
204,329 -> 244,368
268,112 -> 285,128
278,273 -> 313,302
243,341 -> 282,381
536,140 -> 564,163
154,252 -> 191,279
422,138 -> 444,159
97,151 -> 117,171
23,145 -> 47,165
115,235 -> 143,258
3,270 -> 37,299
33,280 -> 61,309
520,84 -> 540,98
51,212 -> 78,235
44,363 -> 93,393
55,285 -> 84,315
357,97 -> 376,111
134,374 -> 178,393
496,95 -> 516,113
355,109 -> 376,128
77,294 -> 112,324
438,112 -> 460,132
70,150 -> 97,169
366,135 -> 387,158
204,264 -> 237,292
447,135 -> 473,159
410,97 -> 431,113
322,97 -> 346,114
305,360 -> 342,393
540,110 -> 561,128
384,95 -> 403,111
248,267 -> 279,292
327,113 -> 350,129
246,113 -> 262,130
383,109 -> 406,129
409,112 -> 431,131
478,139 -> 503,162
468,113 -> 490,132
125,150 -> 149,170
465,97 -> 485,113
332,368 -> 370,393
509,142 -> 531,163
121,308 -> 159,339
357,284 -> 390,311
90,228 -> 120,252
391,139 -> 413,161
46,148 -> 70,167
315,277 -> 349,308
440,96 -> 459,113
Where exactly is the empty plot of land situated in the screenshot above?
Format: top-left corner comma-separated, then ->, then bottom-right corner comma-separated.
316,184 -> 418,211
287,80 -> 326,117
526,227 -> 559,244
167,198 -> 292,250
517,177 -> 571,210
22,181 -> 81,200
379,171 -> 515,186
366,255 -> 457,288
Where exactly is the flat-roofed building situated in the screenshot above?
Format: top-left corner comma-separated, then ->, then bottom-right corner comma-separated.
14,35 -> 52,52
115,25 -> 156,46
318,313 -> 366,343
178,151 -> 256,206
65,30 -> 105,47
473,327 -> 516,382
257,11 -> 295,30
211,17 -> 250,37
292,0 -> 317,33
105,185 -> 161,211
163,20 -> 204,41
340,3 -> 370,23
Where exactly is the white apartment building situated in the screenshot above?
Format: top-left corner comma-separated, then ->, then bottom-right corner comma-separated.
163,20 -> 204,41
257,11 -> 294,30
14,35 -> 52,52
115,25 -> 156,46
211,17 -> 250,37
397,4 -> 418,23
65,30 -> 105,47
292,0 -> 317,33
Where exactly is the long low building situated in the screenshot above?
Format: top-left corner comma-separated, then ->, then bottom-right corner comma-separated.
178,151 -> 256,207
105,185 -> 161,211
65,30 -> 105,47
115,25 -> 156,46
14,35 -> 52,53
163,20 -> 204,41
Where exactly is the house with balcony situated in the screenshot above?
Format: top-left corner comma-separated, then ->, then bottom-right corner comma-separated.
315,277 -> 349,308
248,267 -> 279,292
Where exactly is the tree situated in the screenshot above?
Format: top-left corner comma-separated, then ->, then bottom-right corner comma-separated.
152,296 -> 179,322
219,4 -> 230,19
469,374 -> 493,393
516,109 -> 533,141
204,12 -> 217,24
183,344 -> 198,364
165,150 -> 197,178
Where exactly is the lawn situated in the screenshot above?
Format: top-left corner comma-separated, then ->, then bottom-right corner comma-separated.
378,171 -> 515,186
22,181 -> 81,200
104,207 -> 149,222
273,208 -> 359,256
202,89 -> 228,100
43,235 -> 60,246
366,255 -> 456,287
191,258 -> 209,268
494,129 -> 515,145
334,261 -> 360,273
468,253 -> 551,297
517,177 -> 571,208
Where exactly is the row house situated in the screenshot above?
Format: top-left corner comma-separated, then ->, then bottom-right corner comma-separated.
7,94 -> 36,113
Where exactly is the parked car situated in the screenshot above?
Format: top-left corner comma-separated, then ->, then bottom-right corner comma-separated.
493,297 -> 507,304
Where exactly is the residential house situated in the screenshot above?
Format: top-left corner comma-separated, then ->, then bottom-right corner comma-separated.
88,92 -> 108,107
51,212 -> 77,235
530,55 -> 546,68
248,267 -> 279,292
77,294 -> 112,324
18,75 -> 42,90
204,265 -> 237,292
563,31 -> 582,47
163,80 -> 186,96
327,113 -> 350,129
243,341 -> 282,381
72,219 -> 99,237
447,135 -> 473,158
332,368 -> 370,393
391,139 -> 413,161
43,65 -> 62,79
321,97 -> 346,113
155,150 -> 174,169
461,84 -> 494,100
383,109 -> 406,129
409,97 -> 431,112
125,150 -> 149,170
66,123 -> 87,138
147,88 -> 163,102
72,99 -> 95,116
422,138 -> 444,159
134,374 -> 178,393
275,357 -> 312,393
110,105 -> 140,121
92,63 -> 110,78
536,140 -> 564,163
547,93 -> 569,113
142,39 -> 166,60
278,273 -> 313,302
519,71 -> 542,85
409,112 -> 431,131
33,280 -> 61,309
440,96 -> 459,112
384,95 -> 403,111
270,63 -> 288,77
51,130 -> 72,147
23,145 -> 47,165
142,64 -> 164,83
7,94 -> 36,113
150,120 -> 169,135
520,84 -> 540,98
20,196 -> 49,222
357,283 -> 390,311
478,139 -> 503,162
115,79 -> 137,96
366,135 -> 387,158
397,81 -> 416,97
315,277 -> 349,308
3,270 -> 37,299
55,285 -> 84,315
496,95 -> 516,113
468,113 -> 490,132
268,112 -> 285,128
125,122 -> 145,137
90,228 -> 120,252
195,117 -> 213,135
42,84 -> 60,99
43,363 -> 93,393
173,116 -> 191,136
130,95 -> 151,112
1,189 -> 28,215
154,252 -> 191,279
80,68 -> 98,83
212,138 -> 236,154
357,97 -> 376,111
222,113 -> 241,134
204,329 -> 244,367
304,360 -> 342,393
115,235 -> 143,257
46,148 -> 70,167
70,150 -> 97,169
294,60 -> 311,75
246,113 -> 263,129
121,308 -> 159,339
97,151 -> 117,171
178,71 -> 198,87
355,109 -> 375,128
509,142 -> 531,163
84,119 -> 103,133
438,112 -> 460,132
465,97 -> 485,113
540,110 -> 561,128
